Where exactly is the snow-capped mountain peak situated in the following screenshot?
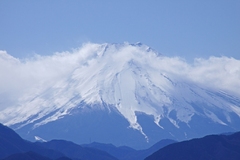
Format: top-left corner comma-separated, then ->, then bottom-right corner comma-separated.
0,42 -> 240,149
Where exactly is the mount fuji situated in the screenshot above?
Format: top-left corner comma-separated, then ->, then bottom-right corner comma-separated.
1,43 -> 240,149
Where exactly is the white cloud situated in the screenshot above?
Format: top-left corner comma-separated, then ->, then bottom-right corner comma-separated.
0,43 -> 240,113
189,56 -> 240,95
0,43 -> 103,104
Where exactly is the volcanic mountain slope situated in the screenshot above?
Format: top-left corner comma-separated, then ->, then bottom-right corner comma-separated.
0,43 -> 240,149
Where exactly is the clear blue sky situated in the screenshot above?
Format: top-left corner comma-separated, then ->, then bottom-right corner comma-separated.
0,0 -> 239,61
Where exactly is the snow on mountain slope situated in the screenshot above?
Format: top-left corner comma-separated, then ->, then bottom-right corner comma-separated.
0,42 -> 240,148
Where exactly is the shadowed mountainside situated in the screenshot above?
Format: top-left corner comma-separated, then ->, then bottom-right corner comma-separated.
145,132 -> 240,160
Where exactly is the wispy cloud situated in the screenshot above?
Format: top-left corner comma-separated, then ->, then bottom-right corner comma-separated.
0,43 -> 240,112
189,56 -> 240,95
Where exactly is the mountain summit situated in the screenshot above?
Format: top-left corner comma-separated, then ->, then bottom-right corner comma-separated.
1,43 -> 240,149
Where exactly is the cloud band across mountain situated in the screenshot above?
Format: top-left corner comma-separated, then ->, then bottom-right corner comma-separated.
0,43 -> 239,107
